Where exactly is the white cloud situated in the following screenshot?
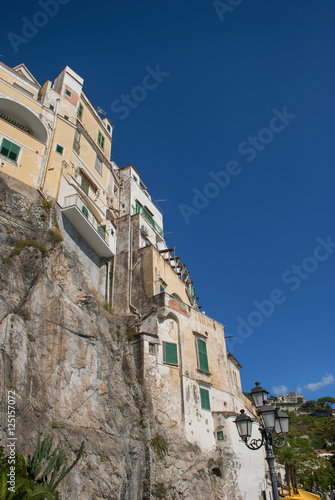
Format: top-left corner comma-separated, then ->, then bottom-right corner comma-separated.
305,373 -> 335,392
272,385 -> 288,396
296,385 -> 302,394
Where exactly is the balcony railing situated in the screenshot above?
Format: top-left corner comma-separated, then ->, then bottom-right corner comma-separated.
64,194 -> 106,241
135,203 -> 164,238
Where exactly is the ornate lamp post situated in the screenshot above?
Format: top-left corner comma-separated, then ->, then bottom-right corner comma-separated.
234,382 -> 289,500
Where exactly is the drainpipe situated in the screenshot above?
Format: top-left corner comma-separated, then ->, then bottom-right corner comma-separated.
40,97 -> 60,194
129,223 -> 141,317
110,255 -> 115,310
106,258 -> 111,305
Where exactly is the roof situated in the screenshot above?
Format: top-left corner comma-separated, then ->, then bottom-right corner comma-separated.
12,63 -> 40,86
227,352 -> 242,369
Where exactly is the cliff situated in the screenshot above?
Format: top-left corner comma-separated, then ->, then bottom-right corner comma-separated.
0,174 -> 238,499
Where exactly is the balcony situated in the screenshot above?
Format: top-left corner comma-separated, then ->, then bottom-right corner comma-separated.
62,194 -> 115,257
135,204 -> 164,238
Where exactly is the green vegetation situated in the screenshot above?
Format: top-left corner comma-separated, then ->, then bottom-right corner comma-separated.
47,229 -> 63,245
0,434 -> 84,499
274,400 -> 335,492
12,239 -> 47,256
125,324 -> 137,339
149,434 -> 168,460
153,482 -> 168,499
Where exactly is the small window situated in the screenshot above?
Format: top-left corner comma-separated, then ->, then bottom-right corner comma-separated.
0,138 -> 20,163
77,103 -> 83,119
73,130 -> 80,154
81,177 -> 89,195
55,144 -> 64,155
200,387 -> 210,411
133,175 -> 138,182
107,123 -> 111,133
217,431 -> 224,441
163,342 -> 178,365
149,343 -> 155,355
159,279 -> 167,294
65,89 -> 72,96
98,130 -> 105,149
49,104 -> 54,111
197,338 -> 209,373
95,155 -> 102,175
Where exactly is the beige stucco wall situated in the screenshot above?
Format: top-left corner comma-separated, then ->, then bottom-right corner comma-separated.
0,120 -> 45,188
141,245 -> 192,305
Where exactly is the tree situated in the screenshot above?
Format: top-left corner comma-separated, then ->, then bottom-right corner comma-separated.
317,397 -> 335,408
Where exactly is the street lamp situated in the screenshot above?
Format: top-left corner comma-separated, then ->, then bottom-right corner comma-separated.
234,382 -> 290,500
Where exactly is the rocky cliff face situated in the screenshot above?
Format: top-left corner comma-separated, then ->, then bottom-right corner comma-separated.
0,175 -> 239,500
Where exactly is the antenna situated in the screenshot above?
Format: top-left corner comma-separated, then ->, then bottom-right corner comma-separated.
97,106 -> 107,115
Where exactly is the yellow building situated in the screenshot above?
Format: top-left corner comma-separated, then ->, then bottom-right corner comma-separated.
0,61 -> 119,259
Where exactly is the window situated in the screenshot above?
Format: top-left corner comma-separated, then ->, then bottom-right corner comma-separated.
77,103 -> 83,119
200,387 -> 211,411
65,89 -> 72,96
81,177 -> 89,195
163,342 -> 178,365
149,343 -> 155,354
49,104 -> 54,111
82,205 -> 88,217
107,123 -> 111,133
73,130 -> 80,154
95,155 -> 102,175
197,338 -> 209,372
98,130 -> 105,149
159,279 -> 167,294
133,175 -> 138,182
217,431 -> 224,441
0,138 -> 20,163
55,144 -> 64,155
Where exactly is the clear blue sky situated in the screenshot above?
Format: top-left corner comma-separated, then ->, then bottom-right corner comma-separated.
2,0 -> 334,401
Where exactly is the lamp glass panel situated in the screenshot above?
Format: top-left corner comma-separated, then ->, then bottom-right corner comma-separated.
279,415 -> 289,434
236,418 -> 252,438
261,409 -> 275,430
252,391 -> 265,408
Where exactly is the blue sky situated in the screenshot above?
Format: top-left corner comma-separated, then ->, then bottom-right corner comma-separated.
2,0 -> 334,401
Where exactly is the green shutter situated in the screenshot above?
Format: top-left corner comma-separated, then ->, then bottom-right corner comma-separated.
1,139 -> 20,162
77,103 -> 83,119
197,338 -> 209,372
200,388 -> 210,411
163,342 -> 178,365
1,139 -> 10,157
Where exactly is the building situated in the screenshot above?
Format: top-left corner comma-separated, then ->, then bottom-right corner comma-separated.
0,61 -> 272,499
0,61 -> 119,293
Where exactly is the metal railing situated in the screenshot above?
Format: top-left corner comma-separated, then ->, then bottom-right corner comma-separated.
135,204 -> 164,238
63,194 -> 106,241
